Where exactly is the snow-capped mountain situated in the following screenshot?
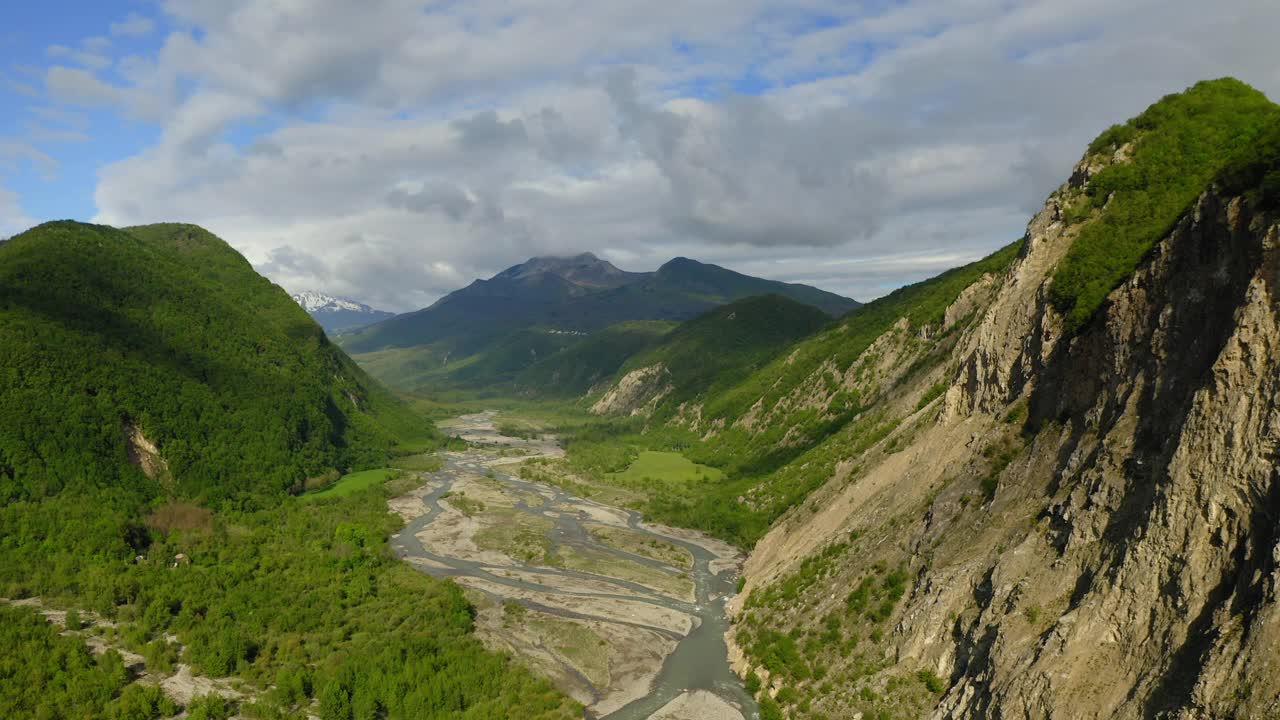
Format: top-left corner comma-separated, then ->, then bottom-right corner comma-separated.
290,291 -> 394,334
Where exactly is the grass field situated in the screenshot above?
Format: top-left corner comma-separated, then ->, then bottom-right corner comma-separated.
391,452 -> 445,472
492,400 -> 598,429
303,468 -> 398,500
606,451 -> 724,489
527,617 -> 611,689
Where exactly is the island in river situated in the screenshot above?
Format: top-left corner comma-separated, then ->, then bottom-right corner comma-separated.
389,412 -> 759,720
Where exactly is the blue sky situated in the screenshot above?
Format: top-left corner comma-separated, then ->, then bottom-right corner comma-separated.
0,4 -> 160,221
3,0 -> 1279,310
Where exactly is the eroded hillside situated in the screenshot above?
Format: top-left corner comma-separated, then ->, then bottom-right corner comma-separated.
723,79 -> 1280,719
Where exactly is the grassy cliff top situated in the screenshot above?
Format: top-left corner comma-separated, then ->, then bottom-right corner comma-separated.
1052,78 -> 1280,330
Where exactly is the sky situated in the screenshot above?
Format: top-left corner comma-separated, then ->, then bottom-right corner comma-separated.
2,0 -> 1279,311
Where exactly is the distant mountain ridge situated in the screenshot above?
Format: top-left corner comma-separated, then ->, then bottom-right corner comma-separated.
291,290 -> 394,334
340,252 -> 861,392
490,252 -> 644,290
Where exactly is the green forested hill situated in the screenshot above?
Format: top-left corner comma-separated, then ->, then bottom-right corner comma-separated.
0,221 -> 428,502
513,320 -> 677,396
609,294 -> 832,408
424,293 -> 830,401
0,221 -> 578,719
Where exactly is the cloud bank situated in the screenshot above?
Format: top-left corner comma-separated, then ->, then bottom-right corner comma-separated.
14,0 -> 1280,309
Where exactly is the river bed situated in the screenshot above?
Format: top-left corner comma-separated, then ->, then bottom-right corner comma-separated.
389,412 -> 758,720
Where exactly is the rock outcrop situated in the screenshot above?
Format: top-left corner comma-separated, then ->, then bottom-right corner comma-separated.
121,418 -> 171,483
730,178 -> 1280,718
590,364 -> 672,416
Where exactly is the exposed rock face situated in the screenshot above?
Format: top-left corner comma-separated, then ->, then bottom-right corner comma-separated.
946,164 -> 1083,419
121,418 -> 170,483
591,364 -> 672,416
730,183 -> 1280,718
940,189 -> 1280,718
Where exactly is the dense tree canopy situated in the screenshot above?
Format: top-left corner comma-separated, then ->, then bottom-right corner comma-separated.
0,221 -> 576,718
0,221 -> 431,503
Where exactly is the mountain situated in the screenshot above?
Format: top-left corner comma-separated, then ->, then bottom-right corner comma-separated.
636,257 -> 859,317
545,79 -> 1280,718
291,290 -> 394,334
0,221 -> 431,501
340,252 -> 860,392
504,320 -> 675,397
0,220 -> 577,720
725,78 -> 1280,720
488,251 -> 645,291
591,294 -> 831,416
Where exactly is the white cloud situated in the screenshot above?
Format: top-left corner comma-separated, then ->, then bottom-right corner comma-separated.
20,107 -> 91,143
46,45 -> 111,71
0,142 -> 58,179
67,0 -> 1280,310
26,126 -> 89,143
0,187 -> 35,238
27,106 -> 89,129
110,13 -> 155,38
2,73 -> 40,98
46,66 -> 121,107
83,36 -> 112,53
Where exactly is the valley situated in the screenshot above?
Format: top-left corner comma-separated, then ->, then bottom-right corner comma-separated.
2,75 -> 1280,720
389,412 -> 757,720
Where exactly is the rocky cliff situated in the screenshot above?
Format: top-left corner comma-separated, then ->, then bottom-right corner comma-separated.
727,89 -> 1280,718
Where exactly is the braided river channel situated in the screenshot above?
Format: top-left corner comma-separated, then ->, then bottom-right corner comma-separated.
389,412 -> 758,720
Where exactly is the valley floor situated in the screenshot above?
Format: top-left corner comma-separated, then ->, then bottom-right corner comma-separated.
388,412 -> 758,719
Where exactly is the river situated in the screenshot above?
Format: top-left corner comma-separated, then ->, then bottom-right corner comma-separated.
389,412 -> 758,720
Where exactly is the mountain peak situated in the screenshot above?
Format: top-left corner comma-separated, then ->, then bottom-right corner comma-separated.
291,290 -> 369,313
657,256 -> 722,280
291,290 -> 393,333
341,251 -> 860,357
659,256 -> 702,270
497,252 -> 640,289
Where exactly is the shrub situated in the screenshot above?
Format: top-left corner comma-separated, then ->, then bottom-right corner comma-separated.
186,694 -> 236,720
143,639 -> 180,674
917,669 -> 946,694
107,683 -> 177,720
915,382 -> 947,412
1088,123 -> 1137,155
775,686 -> 800,705
758,696 -> 784,720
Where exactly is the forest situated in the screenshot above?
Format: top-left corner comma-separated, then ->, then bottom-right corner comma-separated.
0,221 -> 431,504
0,482 -> 578,719
0,221 -> 577,718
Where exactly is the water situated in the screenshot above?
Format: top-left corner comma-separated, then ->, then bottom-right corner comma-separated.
391,413 -> 758,719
